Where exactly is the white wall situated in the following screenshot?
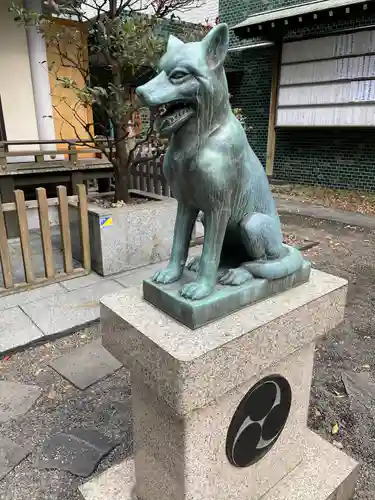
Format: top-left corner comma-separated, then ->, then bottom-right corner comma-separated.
177,0 -> 218,25
0,0 -> 39,143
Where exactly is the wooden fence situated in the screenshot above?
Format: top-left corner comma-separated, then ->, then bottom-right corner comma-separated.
129,154 -> 172,197
0,184 -> 91,296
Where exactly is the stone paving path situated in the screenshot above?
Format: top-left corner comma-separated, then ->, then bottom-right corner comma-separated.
277,198 -> 375,230
0,246 -> 202,355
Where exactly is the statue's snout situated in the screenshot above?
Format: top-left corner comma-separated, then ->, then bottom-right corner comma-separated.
135,85 -> 148,106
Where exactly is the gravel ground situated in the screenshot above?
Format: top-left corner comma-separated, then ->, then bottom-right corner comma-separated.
0,213 -> 374,499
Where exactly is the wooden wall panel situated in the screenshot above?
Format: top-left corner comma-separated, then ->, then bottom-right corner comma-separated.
282,30 -> 375,63
277,28 -> 375,127
278,80 -> 375,106
277,104 -> 375,127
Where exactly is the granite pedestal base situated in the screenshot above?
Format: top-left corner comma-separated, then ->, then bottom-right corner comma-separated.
96,269 -> 358,500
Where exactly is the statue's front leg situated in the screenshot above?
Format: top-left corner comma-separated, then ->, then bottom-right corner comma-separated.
153,202 -> 198,285
181,207 -> 230,300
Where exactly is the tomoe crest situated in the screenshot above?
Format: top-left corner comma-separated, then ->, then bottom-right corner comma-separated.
226,375 -> 292,467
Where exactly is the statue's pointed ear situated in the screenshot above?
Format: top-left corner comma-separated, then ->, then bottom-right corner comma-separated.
202,23 -> 229,69
167,34 -> 184,52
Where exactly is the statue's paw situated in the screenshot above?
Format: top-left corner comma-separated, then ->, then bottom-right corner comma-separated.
187,256 -> 200,273
180,281 -> 213,300
218,267 -> 253,286
152,266 -> 182,284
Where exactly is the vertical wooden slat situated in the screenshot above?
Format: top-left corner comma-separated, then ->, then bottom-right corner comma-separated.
135,163 -> 140,190
146,161 -> 152,193
266,44 -> 282,176
153,159 -> 159,195
57,185 -> 73,274
128,168 -> 134,190
156,160 -> 162,195
0,195 -> 13,288
71,171 -> 84,195
36,187 -> 55,279
77,184 -> 91,272
161,167 -> 168,195
139,161 -> 145,191
14,189 -> 35,283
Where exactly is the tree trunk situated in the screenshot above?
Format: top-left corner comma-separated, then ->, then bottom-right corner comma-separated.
113,118 -> 131,203
114,168 -> 130,203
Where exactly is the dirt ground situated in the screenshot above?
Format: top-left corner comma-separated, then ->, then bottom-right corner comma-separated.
0,213 -> 374,499
283,214 -> 375,500
272,183 -> 375,216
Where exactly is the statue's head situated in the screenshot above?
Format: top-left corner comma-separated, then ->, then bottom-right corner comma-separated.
136,23 -> 229,136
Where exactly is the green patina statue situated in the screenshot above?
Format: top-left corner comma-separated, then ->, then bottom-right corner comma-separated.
136,23 -> 305,304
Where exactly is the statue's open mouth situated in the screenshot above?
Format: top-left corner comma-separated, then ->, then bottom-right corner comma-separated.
156,101 -> 195,135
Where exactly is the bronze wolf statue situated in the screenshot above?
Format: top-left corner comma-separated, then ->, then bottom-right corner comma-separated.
136,23 -> 303,300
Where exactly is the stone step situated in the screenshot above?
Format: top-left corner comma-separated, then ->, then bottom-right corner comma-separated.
78,429 -> 358,500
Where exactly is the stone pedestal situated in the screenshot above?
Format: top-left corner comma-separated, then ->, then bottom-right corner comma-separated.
91,269 -> 358,500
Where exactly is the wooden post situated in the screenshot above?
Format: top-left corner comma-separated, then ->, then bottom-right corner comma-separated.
14,189 -> 35,283
153,159 -> 161,195
36,187 -> 55,279
71,171 -> 84,195
266,43 -> 282,177
0,177 -> 18,238
57,185 -> 73,274
0,144 -> 7,170
77,184 -> 91,272
68,142 -> 78,163
0,195 -> 13,288
146,160 -> 152,193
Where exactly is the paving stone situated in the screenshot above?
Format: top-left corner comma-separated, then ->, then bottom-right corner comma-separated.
21,280 -> 124,337
34,428 -> 117,477
59,273 -> 104,291
79,460 -> 133,500
0,307 -> 44,353
0,381 -> 42,423
114,262 -> 166,288
0,437 -> 31,481
49,338 -> 122,390
0,283 -> 65,312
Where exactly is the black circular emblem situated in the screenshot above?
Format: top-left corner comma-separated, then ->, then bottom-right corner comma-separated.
226,375 -> 292,468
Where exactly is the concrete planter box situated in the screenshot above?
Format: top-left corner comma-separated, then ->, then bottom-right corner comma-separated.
69,192 -> 177,276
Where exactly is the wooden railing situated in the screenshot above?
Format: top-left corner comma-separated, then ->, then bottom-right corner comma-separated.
0,138 -> 172,199
0,184 -> 91,296
0,139 -> 163,171
0,139 -> 107,171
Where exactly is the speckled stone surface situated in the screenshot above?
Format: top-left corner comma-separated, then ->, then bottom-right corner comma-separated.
102,269 -> 348,414
132,343 -> 314,500
143,260 -> 311,329
95,270 -> 357,500
78,429 -> 358,500
70,197 -> 177,276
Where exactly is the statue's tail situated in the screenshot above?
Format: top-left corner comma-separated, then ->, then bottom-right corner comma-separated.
245,245 -> 304,280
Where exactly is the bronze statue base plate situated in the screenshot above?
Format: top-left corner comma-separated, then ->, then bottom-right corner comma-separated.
143,260 -> 312,330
